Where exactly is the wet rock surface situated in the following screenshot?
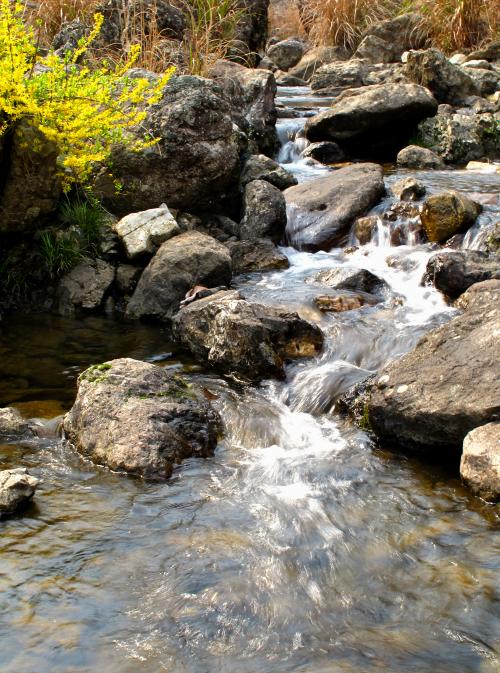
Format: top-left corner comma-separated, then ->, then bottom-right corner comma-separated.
127,231 -> 232,322
0,407 -> 33,439
172,290 -> 323,381
310,267 -> 389,295
423,250 -> 500,299
421,192 -> 482,243
63,358 -> 221,480
285,164 -> 385,251
460,422 -> 500,502
0,468 -> 39,516
369,288 -> 500,453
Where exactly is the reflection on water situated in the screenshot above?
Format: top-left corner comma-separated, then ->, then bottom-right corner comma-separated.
0,87 -> 499,673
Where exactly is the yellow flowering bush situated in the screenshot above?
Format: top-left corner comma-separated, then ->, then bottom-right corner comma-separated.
0,0 -> 175,189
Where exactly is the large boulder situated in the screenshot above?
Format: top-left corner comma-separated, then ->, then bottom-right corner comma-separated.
420,192 -> 482,243
172,290 -> 323,381
288,46 -> 349,82
240,179 -> 287,242
211,60 -> 278,155
284,164 -> 385,251
311,60 -> 368,92
403,48 -> 480,104
463,65 -> 500,97
417,110 -> 500,165
63,358 -> 221,479
304,83 -> 438,158
267,38 -> 304,71
355,13 -> 427,63
94,76 -> 241,215
0,468 -> 39,516
460,423 -> 499,502
0,122 -> 61,233
423,251 -> 500,299
55,258 -> 115,316
241,154 -> 297,190
368,288 -> 500,453
113,205 -> 180,260
226,239 -> 289,274
127,231 -> 232,321
396,145 -> 445,169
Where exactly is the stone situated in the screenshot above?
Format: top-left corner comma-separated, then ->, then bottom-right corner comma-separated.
56,258 -> 115,316
276,74 -> 308,86
267,38 -> 304,71
113,205 -> 180,260
396,144 -> 445,169
226,239 -> 289,274
460,423 -> 500,502
464,67 -> 500,97
392,177 -> 426,201
456,279 -> 500,311
358,12 -> 427,63
368,288 -> 500,453
211,60 -> 278,155
63,358 -> 221,480
354,215 -> 379,245
240,179 -> 287,242
0,468 -> 39,516
285,163 -> 385,251
423,250 -> 500,299
417,111 -> 499,165
233,0 -> 270,66
288,46 -> 350,82
465,41 -> 500,63
115,264 -> 143,295
420,192 -> 482,243
127,231 -> 232,322
305,83 -> 438,158
0,407 -> 32,438
403,48 -> 480,104
94,76 -> 241,215
354,35 -> 394,64
314,294 -> 366,312
241,154 -> 297,190
311,59 -> 368,92
310,266 -> 389,294
172,290 -> 323,381
302,141 -> 346,164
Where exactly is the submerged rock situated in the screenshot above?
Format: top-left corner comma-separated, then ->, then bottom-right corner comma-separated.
285,163 -> 385,251
314,294 -> 369,312
0,468 -> 39,516
460,423 -> 500,502
304,83 -> 438,158
423,251 -> 500,299
113,205 -> 180,260
369,288 -> 500,453
63,358 -> 221,479
127,231 -> 232,322
172,290 -> 323,381
420,192 -> 482,243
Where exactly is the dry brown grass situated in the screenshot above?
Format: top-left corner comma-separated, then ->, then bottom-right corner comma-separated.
28,0 -> 99,43
268,0 -> 306,40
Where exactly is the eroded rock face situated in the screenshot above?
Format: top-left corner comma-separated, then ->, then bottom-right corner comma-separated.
396,145 -> 445,169
63,358 -> 221,479
0,468 -> 39,516
420,192 -> 482,243
172,290 -> 323,381
95,76 -> 241,215
460,423 -> 500,502
305,83 -> 438,158
403,48 -> 480,104
240,179 -> 287,242
285,164 -> 385,251
113,205 -> 180,260
423,251 -> 500,299
127,231 -> 232,322
369,289 -> 500,453
56,259 -> 115,316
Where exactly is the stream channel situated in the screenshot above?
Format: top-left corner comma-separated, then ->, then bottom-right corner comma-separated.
0,87 -> 499,673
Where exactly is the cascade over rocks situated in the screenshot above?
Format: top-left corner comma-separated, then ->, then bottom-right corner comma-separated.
304,83 -> 438,159
63,358 -> 221,480
172,290 -> 323,381
0,468 -> 39,516
460,423 -> 500,502
94,76 -> 241,215
369,287 -> 500,454
420,192 -> 482,243
284,164 -> 385,251
127,231 -> 232,322
240,179 -> 287,242
423,250 -> 500,299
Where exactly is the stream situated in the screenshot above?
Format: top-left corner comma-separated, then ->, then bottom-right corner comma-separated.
0,86 -> 499,673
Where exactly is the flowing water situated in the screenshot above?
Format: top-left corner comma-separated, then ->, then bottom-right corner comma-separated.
1,87 -> 499,673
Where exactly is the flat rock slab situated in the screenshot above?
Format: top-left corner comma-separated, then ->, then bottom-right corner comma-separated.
284,163 -> 385,251
172,290 -> 323,381
460,422 -> 500,502
63,358 -> 221,480
368,289 -> 500,453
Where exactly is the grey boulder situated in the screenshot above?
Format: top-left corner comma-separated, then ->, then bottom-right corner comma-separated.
56,258 -> 115,316
63,358 -> 221,479
241,154 -> 297,190
423,250 -> 500,299
396,145 -> 445,169
267,39 -> 304,71
240,179 -> 287,242
226,239 -> 289,274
